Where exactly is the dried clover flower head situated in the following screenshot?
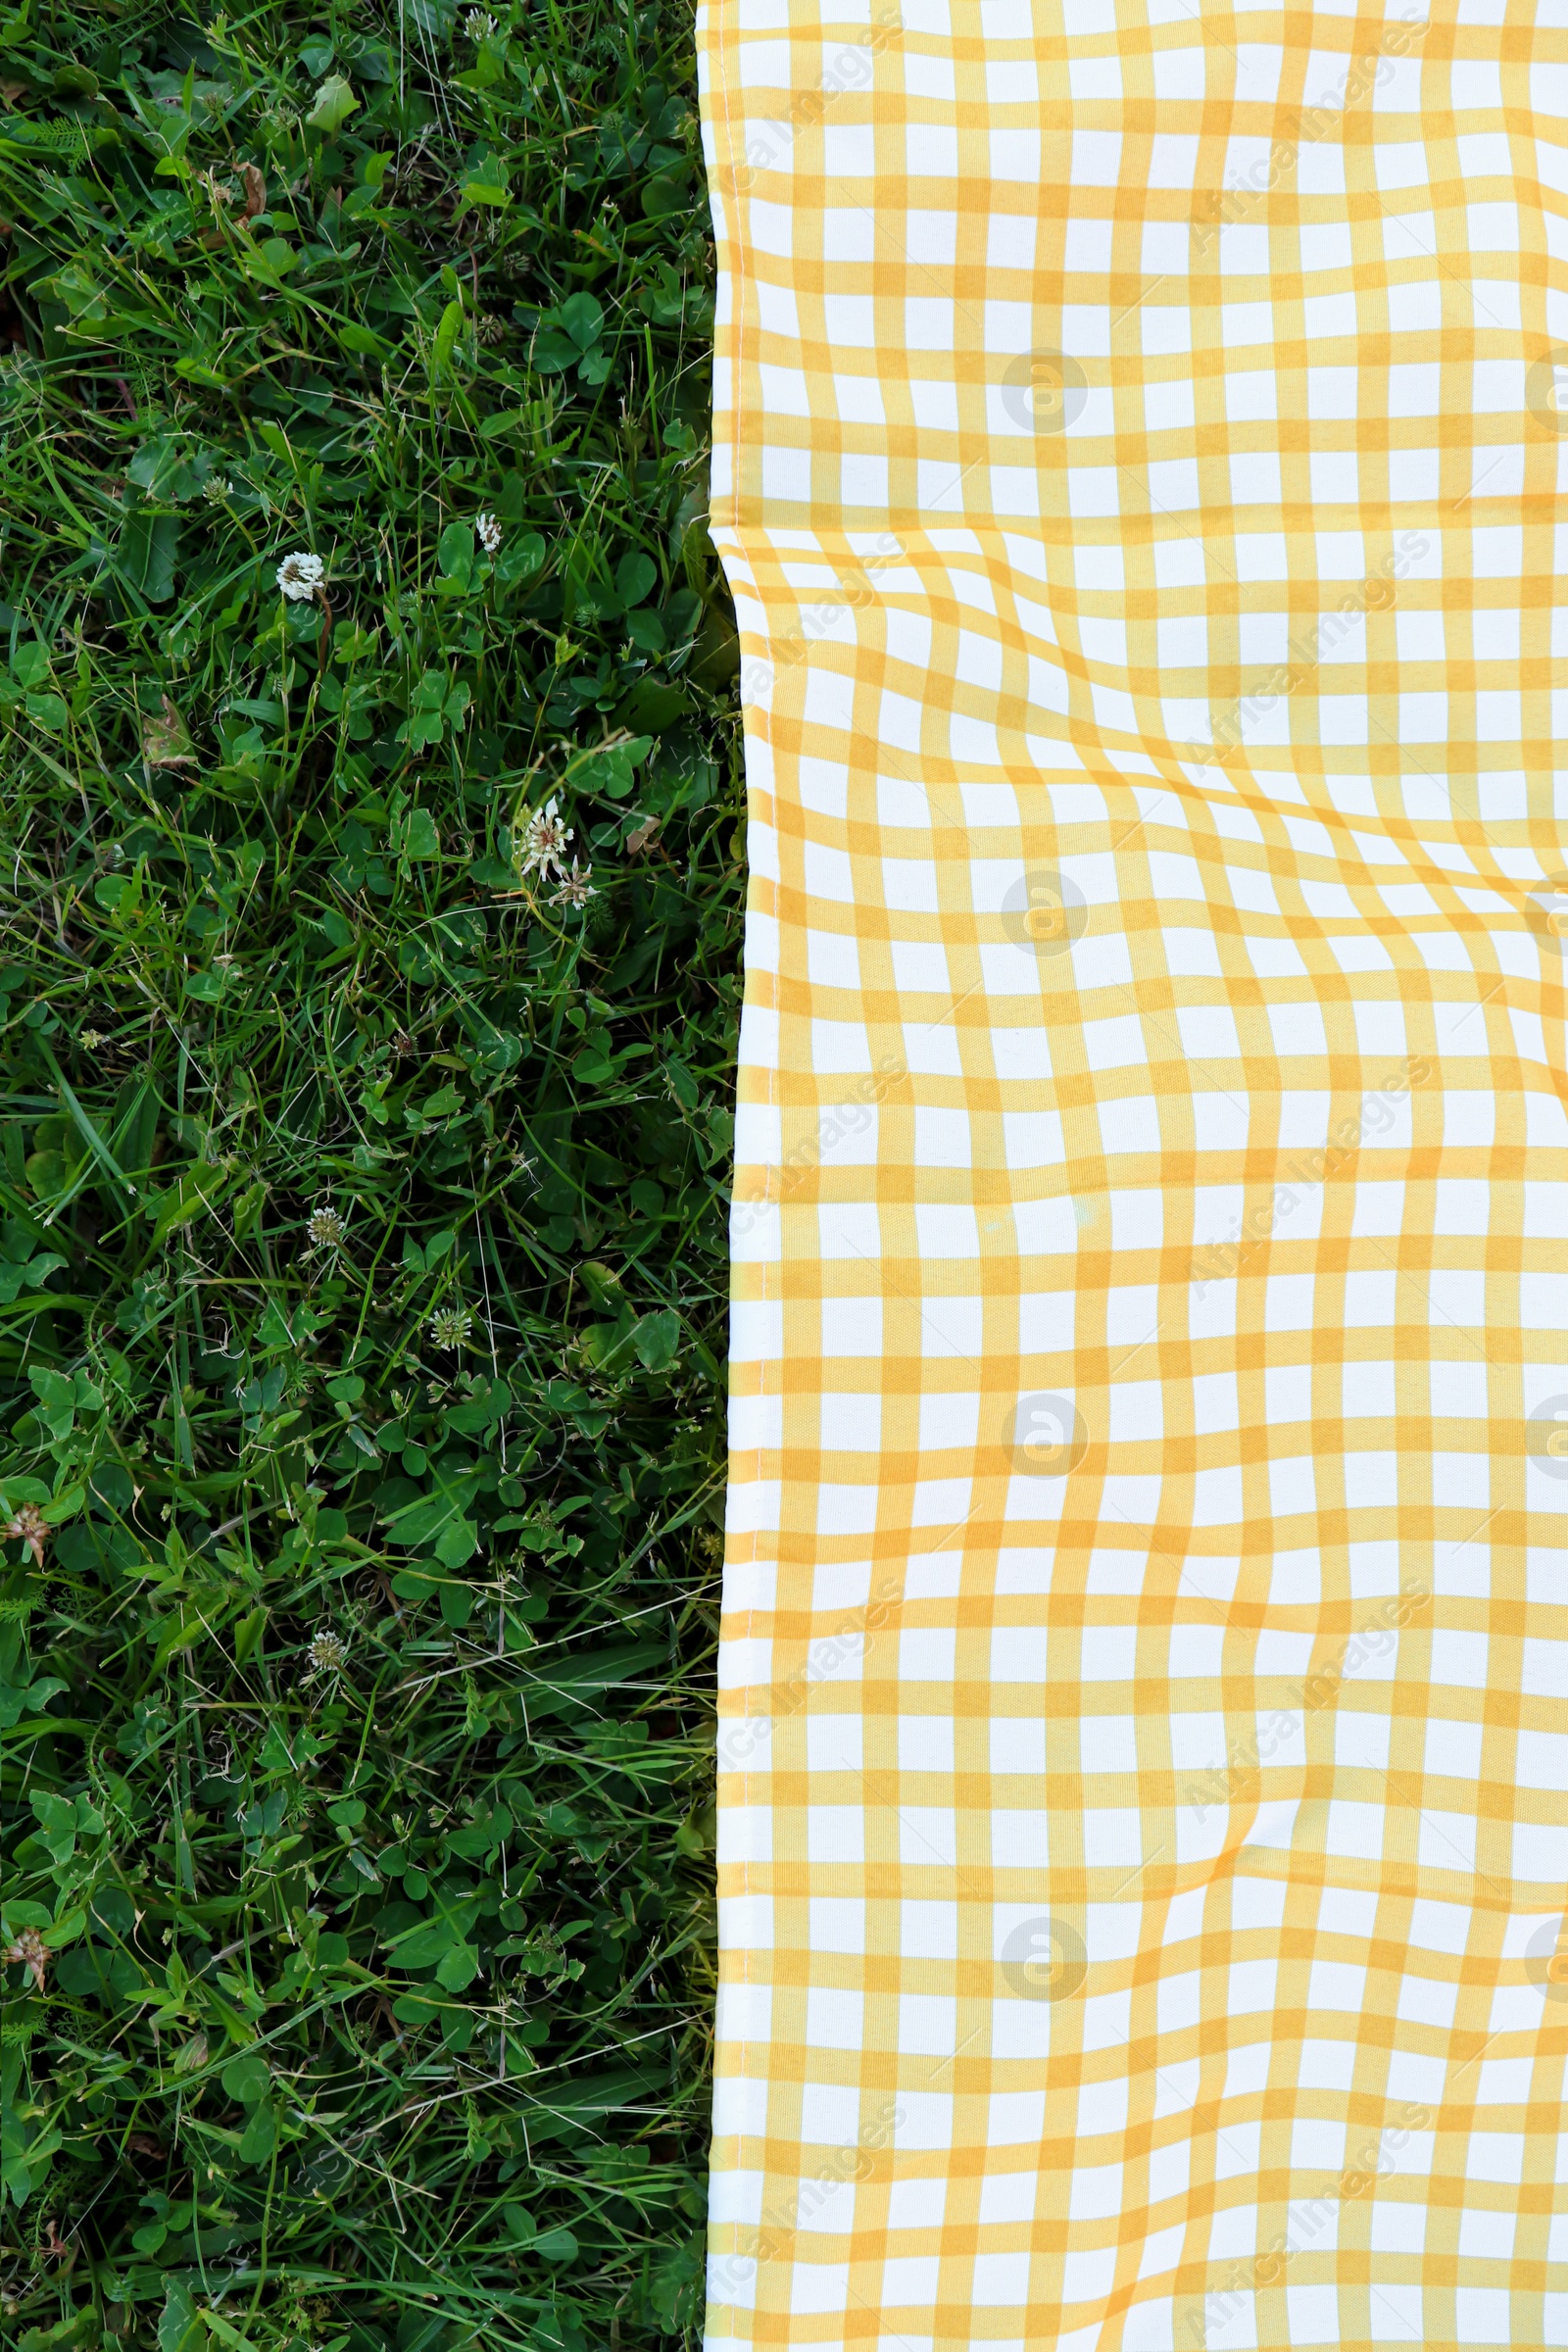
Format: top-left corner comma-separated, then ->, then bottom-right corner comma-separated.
2,1927 -> 48,1989
3,1503 -> 47,1565
549,858 -> 597,909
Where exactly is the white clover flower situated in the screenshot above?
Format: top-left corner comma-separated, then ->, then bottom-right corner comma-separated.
476,511 -> 502,554
429,1304 -> 474,1350
276,551 -> 325,602
518,796 -> 571,879
307,1205 -> 347,1250
306,1630 -> 349,1677
465,8 -> 497,35
203,475 -> 233,503
549,858 -> 597,910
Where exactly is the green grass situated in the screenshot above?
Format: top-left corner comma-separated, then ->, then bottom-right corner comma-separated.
0,5 -> 735,2349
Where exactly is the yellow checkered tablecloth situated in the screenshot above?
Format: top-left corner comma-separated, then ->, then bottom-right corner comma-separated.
698,2 -> 1568,2345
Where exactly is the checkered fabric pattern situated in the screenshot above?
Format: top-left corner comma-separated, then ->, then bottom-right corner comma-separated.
700,2 -> 1568,2346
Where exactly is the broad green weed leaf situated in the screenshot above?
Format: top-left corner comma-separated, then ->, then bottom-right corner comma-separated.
438,520 -> 473,584
306,74 -> 359,132
558,292 -> 604,351
432,298 -> 464,374
220,2051 -> 270,2105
